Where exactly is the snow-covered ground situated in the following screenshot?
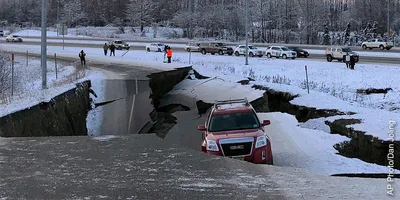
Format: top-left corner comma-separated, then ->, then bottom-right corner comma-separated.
0,44 -> 184,71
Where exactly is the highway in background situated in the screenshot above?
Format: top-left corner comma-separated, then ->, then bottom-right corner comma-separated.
1,38 -> 399,65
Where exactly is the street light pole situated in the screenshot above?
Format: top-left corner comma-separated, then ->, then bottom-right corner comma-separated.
41,0 -> 47,89
387,0 -> 390,37
245,0 -> 249,65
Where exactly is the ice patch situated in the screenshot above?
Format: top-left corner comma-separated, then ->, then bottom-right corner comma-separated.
92,135 -> 118,141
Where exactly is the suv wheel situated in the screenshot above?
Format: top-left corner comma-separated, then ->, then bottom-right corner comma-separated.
117,46 -> 122,50
234,51 -> 240,56
201,49 -> 206,55
362,45 -> 367,50
218,50 -> 224,55
266,53 -> 272,58
158,48 -> 162,52
379,45 -> 385,50
266,155 -> 273,165
249,52 -> 254,57
186,48 -> 190,52
327,54 -> 333,62
282,54 -> 287,59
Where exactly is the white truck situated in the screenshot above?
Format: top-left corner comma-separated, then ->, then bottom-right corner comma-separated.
361,39 -> 393,50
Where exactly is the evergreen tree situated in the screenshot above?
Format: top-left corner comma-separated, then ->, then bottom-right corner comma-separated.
345,22 -> 350,45
323,25 -> 330,45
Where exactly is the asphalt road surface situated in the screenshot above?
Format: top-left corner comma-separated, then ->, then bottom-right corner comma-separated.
88,64 -> 159,136
17,35 -> 400,52
0,133 -> 395,199
1,39 -> 399,65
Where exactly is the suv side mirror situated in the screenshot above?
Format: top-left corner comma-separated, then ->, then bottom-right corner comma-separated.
262,120 -> 271,126
198,125 -> 206,131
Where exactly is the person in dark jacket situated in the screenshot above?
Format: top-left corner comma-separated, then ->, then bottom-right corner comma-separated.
109,43 -> 116,56
79,50 -> 86,66
349,55 -> 355,70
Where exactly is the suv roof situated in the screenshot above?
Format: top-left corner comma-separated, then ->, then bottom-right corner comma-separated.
212,98 -> 253,114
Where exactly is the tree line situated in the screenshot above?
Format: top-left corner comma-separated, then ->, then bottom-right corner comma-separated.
0,0 -> 400,44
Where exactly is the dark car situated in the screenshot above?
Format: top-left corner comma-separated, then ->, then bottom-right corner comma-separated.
288,47 -> 309,58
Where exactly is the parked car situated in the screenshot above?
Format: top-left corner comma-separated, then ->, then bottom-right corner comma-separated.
265,46 -> 297,59
325,46 -> 359,62
185,43 -> 201,52
6,35 -> 23,42
361,38 -> 394,50
233,45 -> 264,57
288,47 -> 309,58
199,42 -> 234,55
108,40 -> 130,50
0,30 -> 4,36
198,98 -> 273,164
146,43 -> 166,52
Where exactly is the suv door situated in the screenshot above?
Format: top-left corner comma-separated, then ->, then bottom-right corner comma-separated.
333,48 -> 342,58
271,47 -> 280,57
239,46 -> 246,54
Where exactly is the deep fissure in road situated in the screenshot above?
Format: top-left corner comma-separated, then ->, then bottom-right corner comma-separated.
251,84 -> 400,170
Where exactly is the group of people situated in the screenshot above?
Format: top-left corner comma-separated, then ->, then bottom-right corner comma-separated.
78,43 -> 174,67
103,43 -> 116,56
344,53 -> 356,70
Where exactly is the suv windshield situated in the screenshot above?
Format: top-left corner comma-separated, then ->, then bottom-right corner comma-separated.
216,43 -> 225,47
281,47 -> 290,51
208,112 -> 260,132
248,46 -> 257,49
342,47 -> 352,52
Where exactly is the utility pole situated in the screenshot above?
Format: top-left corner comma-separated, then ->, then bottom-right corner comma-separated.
245,0 -> 249,65
57,0 -> 59,36
41,0 -> 47,89
189,0 -> 192,39
387,0 -> 390,37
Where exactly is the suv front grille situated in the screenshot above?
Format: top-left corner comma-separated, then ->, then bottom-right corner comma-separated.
219,137 -> 254,157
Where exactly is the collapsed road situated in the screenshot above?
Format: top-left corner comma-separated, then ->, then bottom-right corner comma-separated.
0,63 -> 399,199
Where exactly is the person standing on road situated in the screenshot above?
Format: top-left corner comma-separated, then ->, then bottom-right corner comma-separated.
109,43 -> 116,56
103,43 -> 108,56
345,52 -> 350,69
79,50 -> 86,66
350,55 -> 355,70
166,46 -> 172,63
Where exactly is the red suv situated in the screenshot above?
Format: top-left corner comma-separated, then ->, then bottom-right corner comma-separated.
198,98 -> 273,164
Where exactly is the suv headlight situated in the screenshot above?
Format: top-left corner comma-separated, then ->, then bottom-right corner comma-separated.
206,140 -> 219,151
255,136 -> 267,148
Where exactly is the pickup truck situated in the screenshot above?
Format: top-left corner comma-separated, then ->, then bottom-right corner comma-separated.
199,42 -> 234,55
325,47 -> 359,63
361,39 -> 393,50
